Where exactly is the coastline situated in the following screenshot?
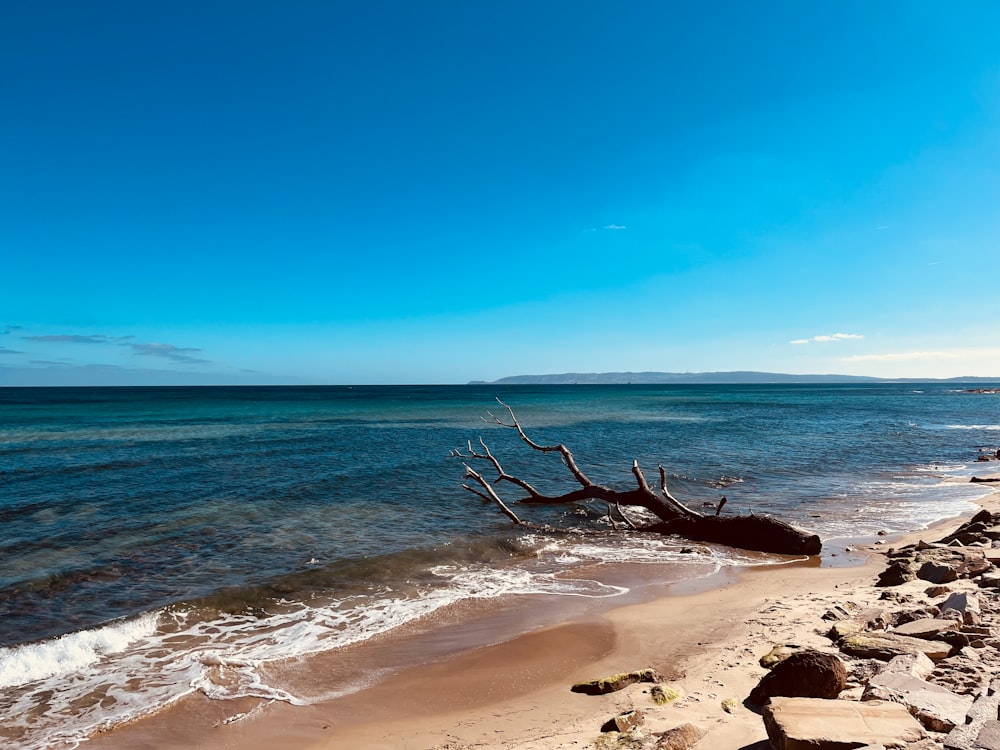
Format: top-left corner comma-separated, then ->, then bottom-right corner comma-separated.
85,479 -> 1000,750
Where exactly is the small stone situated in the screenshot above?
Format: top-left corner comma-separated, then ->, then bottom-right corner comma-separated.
655,723 -> 706,750
571,668 -> 663,695
601,709 -> 644,733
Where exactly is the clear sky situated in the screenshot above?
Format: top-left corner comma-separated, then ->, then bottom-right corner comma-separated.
2,1 -> 999,385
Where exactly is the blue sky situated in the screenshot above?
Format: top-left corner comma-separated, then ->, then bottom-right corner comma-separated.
2,1 -> 999,385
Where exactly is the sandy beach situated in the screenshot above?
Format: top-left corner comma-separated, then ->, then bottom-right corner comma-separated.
81,475 -> 1000,750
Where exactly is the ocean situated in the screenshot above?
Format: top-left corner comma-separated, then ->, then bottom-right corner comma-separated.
1,383 -> 998,748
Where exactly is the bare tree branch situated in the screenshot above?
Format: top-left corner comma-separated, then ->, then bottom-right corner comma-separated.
458,402 -> 822,556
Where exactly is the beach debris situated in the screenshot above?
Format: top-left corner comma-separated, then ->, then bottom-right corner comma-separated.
749,649 -> 848,705
571,668 -> 663,695
653,723 -> 705,750
763,697 -> 925,749
759,643 -> 803,669
862,671 -> 972,732
649,685 -> 682,704
721,697 -> 737,713
455,399 -> 822,556
601,709 -> 645,733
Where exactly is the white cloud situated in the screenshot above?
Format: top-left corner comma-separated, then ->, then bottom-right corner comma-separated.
603,224 -> 627,230
790,333 -> 864,345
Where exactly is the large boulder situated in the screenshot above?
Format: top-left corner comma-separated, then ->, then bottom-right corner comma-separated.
763,697 -> 924,749
749,649 -> 848,705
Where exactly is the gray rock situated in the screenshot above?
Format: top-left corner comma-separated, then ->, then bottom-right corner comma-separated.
882,652 -> 936,679
863,671 -> 973,732
944,678 -> 1000,750
940,591 -> 981,625
977,720 -> 1000,750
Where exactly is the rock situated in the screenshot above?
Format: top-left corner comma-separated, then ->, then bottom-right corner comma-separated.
882,652 -> 936,679
919,561 -> 959,584
979,573 -> 1000,588
749,649 -> 848,705
971,509 -> 994,525
601,709 -> 644,733
940,592 -> 982,625
839,632 -> 952,661
944,678 -> 1000,750
655,722 -> 705,750
916,548 -> 992,581
926,585 -> 952,597
828,619 -> 867,641
650,685 -> 682,704
976,721 -> 1000,750
571,667 -> 663,695
763,697 -> 924,749
891,617 -> 961,640
863,671 -> 973,732
760,644 -> 802,669
878,561 -> 915,587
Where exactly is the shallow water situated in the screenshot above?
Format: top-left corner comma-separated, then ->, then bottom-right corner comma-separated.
1,383 -> 998,747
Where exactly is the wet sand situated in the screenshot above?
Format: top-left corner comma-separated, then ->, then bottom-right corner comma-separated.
87,484 -> 1000,750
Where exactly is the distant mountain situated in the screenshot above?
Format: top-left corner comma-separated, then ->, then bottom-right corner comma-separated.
483,371 -> 1000,385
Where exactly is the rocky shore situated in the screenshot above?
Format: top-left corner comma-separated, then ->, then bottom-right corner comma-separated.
561,495 -> 1000,750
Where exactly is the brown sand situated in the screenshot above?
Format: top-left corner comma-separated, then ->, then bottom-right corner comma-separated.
88,485 -> 1000,750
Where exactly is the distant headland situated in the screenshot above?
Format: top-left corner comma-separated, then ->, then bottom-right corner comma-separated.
469,371 -> 1000,385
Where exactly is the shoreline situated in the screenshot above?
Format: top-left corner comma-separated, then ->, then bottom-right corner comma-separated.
84,481 -> 1000,750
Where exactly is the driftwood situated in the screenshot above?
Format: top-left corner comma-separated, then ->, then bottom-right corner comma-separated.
455,400 -> 821,556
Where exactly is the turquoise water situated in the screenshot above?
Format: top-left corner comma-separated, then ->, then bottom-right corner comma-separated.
0,383 -> 998,747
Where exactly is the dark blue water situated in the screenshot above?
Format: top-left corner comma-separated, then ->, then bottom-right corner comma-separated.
0,383 -> 998,748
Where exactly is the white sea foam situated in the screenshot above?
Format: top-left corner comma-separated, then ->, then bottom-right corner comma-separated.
0,612 -> 157,688
0,549 -> 644,749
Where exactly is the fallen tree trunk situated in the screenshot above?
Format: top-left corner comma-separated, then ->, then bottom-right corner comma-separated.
455,399 -> 821,556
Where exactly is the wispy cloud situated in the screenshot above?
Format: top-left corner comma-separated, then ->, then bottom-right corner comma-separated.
841,351 -> 957,363
791,333 -> 864,345
24,334 -> 110,344
603,224 -> 627,230
126,342 -> 210,365
0,347 -> 22,355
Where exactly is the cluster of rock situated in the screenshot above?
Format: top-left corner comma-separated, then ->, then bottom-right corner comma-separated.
759,508 -> 1000,749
